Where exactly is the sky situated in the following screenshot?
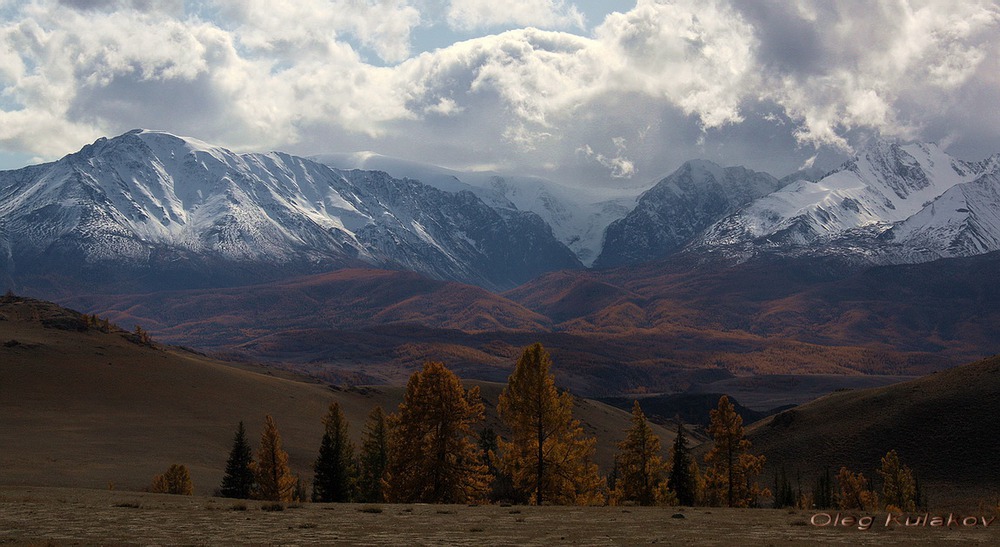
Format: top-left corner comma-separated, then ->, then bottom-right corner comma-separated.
0,0 -> 998,188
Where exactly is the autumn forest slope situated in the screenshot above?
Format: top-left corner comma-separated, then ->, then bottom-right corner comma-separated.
58,252 -> 1000,396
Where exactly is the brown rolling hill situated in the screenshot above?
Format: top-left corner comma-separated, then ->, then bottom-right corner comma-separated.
512,251 -> 1000,354
0,295 -> 676,495
49,252 -> 1000,397
746,354 -> 1000,505
62,268 -> 550,344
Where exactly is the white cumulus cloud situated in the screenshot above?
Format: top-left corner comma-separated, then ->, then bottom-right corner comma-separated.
446,0 -> 585,31
0,0 -> 999,186
594,0 -> 757,129
218,0 -> 421,64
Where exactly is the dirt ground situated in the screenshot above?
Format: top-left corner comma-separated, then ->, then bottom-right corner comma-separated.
2,486 -> 998,546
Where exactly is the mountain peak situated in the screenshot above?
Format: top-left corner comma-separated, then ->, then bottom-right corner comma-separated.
594,160 -> 782,268
679,158 -> 725,179
124,129 -> 225,156
69,129 -> 229,168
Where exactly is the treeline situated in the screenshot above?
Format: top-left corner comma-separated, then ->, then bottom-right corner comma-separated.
80,313 -> 154,347
0,290 -> 154,347
197,343 -> 771,507
773,449 -> 925,512
155,342 -> 923,510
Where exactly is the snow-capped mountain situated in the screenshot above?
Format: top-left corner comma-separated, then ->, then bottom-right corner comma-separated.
693,141 -> 1000,263
881,160 -> 1000,260
593,160 -> 785,268
313,152 -> 643,266
0,130 -> 581,292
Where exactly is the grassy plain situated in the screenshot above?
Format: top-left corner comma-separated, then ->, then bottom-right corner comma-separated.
3,486 -> 999,545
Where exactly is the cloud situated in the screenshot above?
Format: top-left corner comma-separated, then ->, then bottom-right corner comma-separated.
56,0 -> 185,14
0,0 -> 998,187
446,0 -> 585,31
0,0 -> 418,156
217,0 -> 421,64
735,0 -> 1000,151
578,137 -> 635,178
593,0 -> 757,129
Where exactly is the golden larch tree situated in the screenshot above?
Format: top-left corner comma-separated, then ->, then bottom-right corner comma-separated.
497,343 -> 604,505
877,450 -> 916,511
150,464 -> 193,495
836,466 -> 879,511
251,414 -> 296,502
385,361 -> 490,503
612,401 -> 669,505
703,395 -> 767,507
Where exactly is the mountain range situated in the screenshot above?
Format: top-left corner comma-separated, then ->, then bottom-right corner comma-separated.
4,130 -> 1000,397
312,151 -> 641,267
4,130 -> 1000,297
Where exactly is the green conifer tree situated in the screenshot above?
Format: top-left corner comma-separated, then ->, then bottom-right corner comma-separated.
667,420 -> 697,506
357,406 -> 389,503
773,466 -> 795,508
813,467 -> 834,509
220,421 -> 255,499
312,402 -> 356,502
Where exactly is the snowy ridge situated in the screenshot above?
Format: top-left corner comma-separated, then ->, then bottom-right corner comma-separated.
6,130 -> 1000,294
885,159 -> 1000,260
312,152 -> 644,266
693,141 -> 1000,264
0,130 -> 581,291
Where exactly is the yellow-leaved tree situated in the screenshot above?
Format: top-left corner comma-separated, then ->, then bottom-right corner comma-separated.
836,467 -> 879,511
878,449 -> 916,511
612,401 -> 670,505
497,343 -> 604,505
385,361 -> 490,503
251,415 -> 296,502
703,395 -> 767,507
150,464 -> 193,495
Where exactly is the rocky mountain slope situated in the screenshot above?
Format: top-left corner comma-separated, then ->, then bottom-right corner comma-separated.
314,151 -> 641,266
695,141 -> 1000,264
594,160 -> 785,268
0,130 -> 581,294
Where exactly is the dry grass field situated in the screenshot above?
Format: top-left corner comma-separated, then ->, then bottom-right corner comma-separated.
0,297 -> 674,495
2,486 -> 998,545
